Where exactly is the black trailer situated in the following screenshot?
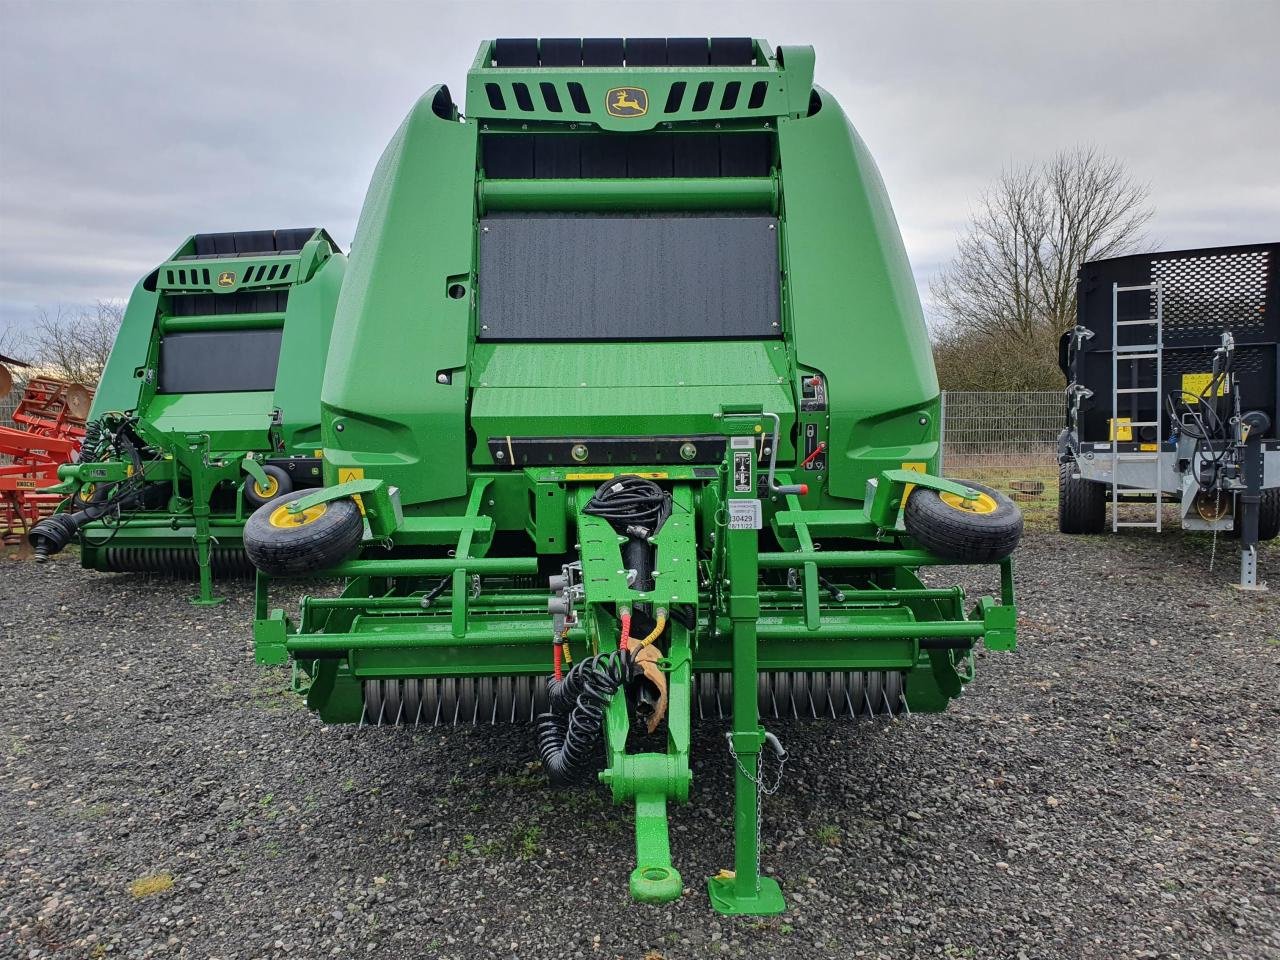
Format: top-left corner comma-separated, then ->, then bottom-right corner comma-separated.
1058,242 -> 1279,588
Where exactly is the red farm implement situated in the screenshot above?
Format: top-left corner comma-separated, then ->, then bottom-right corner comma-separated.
0,359 -> 93,544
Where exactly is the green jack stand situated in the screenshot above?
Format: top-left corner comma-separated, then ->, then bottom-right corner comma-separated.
708,469 -> 786,916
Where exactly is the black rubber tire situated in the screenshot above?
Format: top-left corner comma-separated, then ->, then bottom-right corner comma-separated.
243,489 -> 363,577
244,464 -> 293,509
1238,488 -> 1280,541
903,479 -> 1023,562
1058,461 -> 1107,534
1260,489 -> 1280,541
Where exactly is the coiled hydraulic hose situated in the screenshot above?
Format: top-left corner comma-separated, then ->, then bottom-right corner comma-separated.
536,647 -> 635,785
78,419 -> 105,463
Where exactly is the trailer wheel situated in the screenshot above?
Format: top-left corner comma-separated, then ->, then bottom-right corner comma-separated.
244,465 -> 293,508
904,480 -> 1022,562
243,489 -> 362,577
1058,462 -> 1107,534
1255,488 -> 1280,541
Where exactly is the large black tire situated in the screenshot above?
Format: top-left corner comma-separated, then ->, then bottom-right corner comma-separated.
1240,488 -> 1280,541
903,479 -> 1022,562
243,489 -> 363,577
1261,489 -> 1280,541
244,464 -> 293,508
1058,461 -> 1107,534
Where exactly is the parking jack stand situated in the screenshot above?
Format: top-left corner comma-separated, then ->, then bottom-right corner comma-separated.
707,483 -> 785,916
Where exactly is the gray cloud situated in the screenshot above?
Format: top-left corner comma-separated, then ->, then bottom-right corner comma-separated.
2,0 -> 1277,339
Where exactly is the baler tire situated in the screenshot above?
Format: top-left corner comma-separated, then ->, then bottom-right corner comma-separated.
1057,462 -> 1107,535
244,465 -> 293,509
903,479 -> 1022,563
243,489 -> 362,577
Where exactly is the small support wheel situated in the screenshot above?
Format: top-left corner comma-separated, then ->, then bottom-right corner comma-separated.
903,479 -> 1023,562
243,489 -> 363,577
244,464 -> 292,508
1058,461 -> 1107,534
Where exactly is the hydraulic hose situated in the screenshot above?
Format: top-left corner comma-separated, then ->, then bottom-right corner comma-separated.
536,647 -> 635,785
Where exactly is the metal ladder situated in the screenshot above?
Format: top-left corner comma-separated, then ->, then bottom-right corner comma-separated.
1110,281 -> 1164,531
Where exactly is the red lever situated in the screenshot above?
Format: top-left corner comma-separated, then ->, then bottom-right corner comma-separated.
800,441 -> 827,469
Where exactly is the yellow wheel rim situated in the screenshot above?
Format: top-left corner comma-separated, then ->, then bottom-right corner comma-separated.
938,490 -> 999,515
269,501 -> 327,528
254,475 -> 280,498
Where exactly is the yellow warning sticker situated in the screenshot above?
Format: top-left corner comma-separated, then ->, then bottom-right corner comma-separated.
1182,372 -> 1227,398
338,466 -> 366,514
1109,417 -> 1133,441
565,471 -> 669,481
900,461 -> 927,501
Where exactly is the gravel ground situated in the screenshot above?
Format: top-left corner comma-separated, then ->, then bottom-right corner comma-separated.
2,530 -> 1278,960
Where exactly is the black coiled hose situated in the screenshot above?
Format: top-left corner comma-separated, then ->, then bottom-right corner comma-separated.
581,475 -> 671,534
78,419 -> 104,462
583,475 -> 671,591
536,649 -> 635,785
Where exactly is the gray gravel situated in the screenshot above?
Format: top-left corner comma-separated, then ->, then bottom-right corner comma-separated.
2,530 -> 1278,960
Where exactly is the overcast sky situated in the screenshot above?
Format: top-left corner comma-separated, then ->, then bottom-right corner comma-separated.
1,0 -> 1277,340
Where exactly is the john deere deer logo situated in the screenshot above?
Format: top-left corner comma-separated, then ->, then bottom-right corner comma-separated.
217,271 -> 236,287
606,87 -> 648,118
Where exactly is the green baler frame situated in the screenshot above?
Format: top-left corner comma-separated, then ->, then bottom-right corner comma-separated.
255,436 -> 1015,913
249,38 -> 1020,914
46,229 -> 345,603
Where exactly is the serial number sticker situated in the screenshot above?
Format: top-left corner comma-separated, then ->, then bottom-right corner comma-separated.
727,499 -> 762,530
729,436 -> 756,449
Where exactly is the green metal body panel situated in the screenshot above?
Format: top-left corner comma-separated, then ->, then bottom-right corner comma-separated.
469,341 -> 794,465
777,89 -> 941,499
253,39 -> 1019,915
322,90 -> 476,505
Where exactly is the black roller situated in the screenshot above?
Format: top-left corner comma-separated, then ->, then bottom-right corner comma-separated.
99,546 -> 255,579
359,670 -> 907,727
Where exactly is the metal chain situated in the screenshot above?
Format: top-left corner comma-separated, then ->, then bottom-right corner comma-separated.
726,732 -> 787,889
1209,487 -> 1221,572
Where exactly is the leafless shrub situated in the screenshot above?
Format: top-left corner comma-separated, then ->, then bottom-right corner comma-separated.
27,301 -> 124,386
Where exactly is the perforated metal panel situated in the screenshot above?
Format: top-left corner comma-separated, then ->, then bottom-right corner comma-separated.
1152,249 -> 1270,337
158,330 -> 283,394
477,213 -> 781,341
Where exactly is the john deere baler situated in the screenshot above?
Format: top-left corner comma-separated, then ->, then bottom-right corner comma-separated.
246,39 -> 1022,913
30,228 -> 345,604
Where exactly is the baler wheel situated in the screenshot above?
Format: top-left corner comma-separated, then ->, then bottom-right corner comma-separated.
244,465 -> 293,508
1057,462 -> 1107,535
904,479 -> 1022,562
243,489 -> 362,577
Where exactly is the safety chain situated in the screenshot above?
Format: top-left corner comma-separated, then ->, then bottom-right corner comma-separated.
725,732 -> 787,890
1209,488 -> 1221,572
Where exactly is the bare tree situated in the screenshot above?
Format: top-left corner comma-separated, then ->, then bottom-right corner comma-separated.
930,147 -> 1153,390
28,301 -> 124,386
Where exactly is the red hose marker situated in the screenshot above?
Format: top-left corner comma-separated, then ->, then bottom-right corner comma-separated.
619,611 -> 632,653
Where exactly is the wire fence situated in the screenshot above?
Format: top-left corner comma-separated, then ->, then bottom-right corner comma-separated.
941,390 -> 1064,519
1,386 -> 1067,514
